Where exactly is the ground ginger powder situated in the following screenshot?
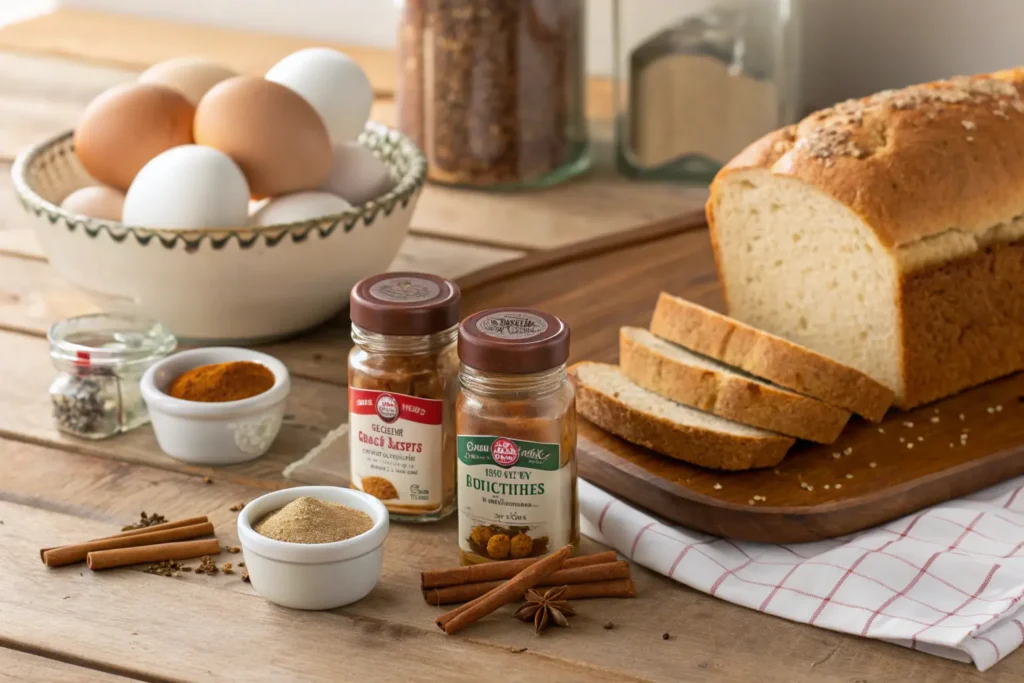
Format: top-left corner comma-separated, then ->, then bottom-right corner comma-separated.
254,496 -> 373,544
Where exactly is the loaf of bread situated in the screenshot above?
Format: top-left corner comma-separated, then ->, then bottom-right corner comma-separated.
707,69 -> 1024,408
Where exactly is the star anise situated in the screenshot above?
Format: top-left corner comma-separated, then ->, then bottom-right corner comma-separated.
513,586 -> 576,634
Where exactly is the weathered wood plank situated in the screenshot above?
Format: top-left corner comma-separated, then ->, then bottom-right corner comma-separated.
0,500 -> 629,683
0,647 -> 134,683
0,439 -> 1007,682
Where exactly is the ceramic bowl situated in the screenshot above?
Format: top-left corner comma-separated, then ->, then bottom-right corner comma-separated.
237,486 -> 389,610
140,347 -> 290,465
11,123 -> 426,343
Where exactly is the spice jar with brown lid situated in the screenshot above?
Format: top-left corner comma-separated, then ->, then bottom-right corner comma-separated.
349,272 -> 461,522
456,308 -> 578,565
396,0 -> 590,189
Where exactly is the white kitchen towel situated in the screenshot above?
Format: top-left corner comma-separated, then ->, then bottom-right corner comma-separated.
579,477 -> 1024,671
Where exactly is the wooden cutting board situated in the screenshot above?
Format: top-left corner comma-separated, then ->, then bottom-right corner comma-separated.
578,332 -> 1024,543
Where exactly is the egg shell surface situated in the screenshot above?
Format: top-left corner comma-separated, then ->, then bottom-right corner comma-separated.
138,57 -> 237,106
74,83 -> 195,191
194,76 -> 332,198
249,191 -> 351,227
123,145 -> 250,229
60,186 -> 125,222
320,142 -> 395,205
266,48 -> 373,144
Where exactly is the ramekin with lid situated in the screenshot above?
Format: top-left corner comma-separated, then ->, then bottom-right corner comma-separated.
237,486 -> 389,610
140,347 -> 290,465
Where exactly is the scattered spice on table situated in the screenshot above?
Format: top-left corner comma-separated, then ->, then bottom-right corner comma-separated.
169,361 -> 274,403
241,571 -> 250,583
203,477 -> 213,485
196,555 -> 219,575
515,586 -> 576,634
122,511 -> 168,531
224,545 -> 241,554
603,621 -> 615,630
229,502 -> 246,512
144,560 -> 185,577
254,496 -> 373,544
662,632 -> 671,641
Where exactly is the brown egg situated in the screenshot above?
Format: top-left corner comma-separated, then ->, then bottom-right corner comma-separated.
60,186 -> 125,221
194,76 -> 332,198
138,57 -> 237,106
74,83 -> 195,192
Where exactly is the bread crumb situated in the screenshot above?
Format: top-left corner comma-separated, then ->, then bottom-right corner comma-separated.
959,413 -> 966,420
907,443 -> 914,449
713,483 -> 723,490
878,427 -> 885,434
843,447 -> 853,456
917,436 -> 924,442
748,500 -> 755,505
869,462 -> 877,468
933,408 -> 940,414
835,484 -> 842,490
832,452 -> 841,459
950,443 -> 955,448
966,136 -> 975,142
962,120 -> 977,130
987,407 -> 995,414
930,416 -> 940,423
903,421 -> 914,428
824,485 -> 831,490
996,405 -> 1003,412
846,473 -> 854,479
899,437 -> 905,443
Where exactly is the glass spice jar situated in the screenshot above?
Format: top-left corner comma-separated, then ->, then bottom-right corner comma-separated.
348,272 -> 461,522
456,308 -> 578,565
48,314 -> 176,439
396,0 -> 590,189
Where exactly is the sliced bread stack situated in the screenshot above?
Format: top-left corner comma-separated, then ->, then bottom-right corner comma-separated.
572,293 -> 895,470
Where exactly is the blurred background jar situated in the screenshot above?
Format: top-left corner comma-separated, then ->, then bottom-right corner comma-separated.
613,0 -> 802,182
396,0 -> 590,190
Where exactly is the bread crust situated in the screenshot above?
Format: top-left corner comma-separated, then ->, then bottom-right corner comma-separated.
706,70 -> 1024,409
570,363 -> 792,471
650,294 -> 894,420
620,328 -> 850,443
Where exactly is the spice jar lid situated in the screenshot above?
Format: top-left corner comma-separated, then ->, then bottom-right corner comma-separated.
350,272 -> 461,336
458,308 -> 569,374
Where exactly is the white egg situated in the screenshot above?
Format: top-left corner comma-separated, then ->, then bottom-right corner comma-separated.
249,191 -> 352,227
320,142 -> 395,205
123,145 -> 249,229
265,48 -> 372,144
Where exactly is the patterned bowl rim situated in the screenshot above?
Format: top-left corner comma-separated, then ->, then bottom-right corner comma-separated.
10,121 -> 427,250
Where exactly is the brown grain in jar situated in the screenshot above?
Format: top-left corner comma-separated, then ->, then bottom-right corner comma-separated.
396,0 -> 590,189
456,308 -> 578,564
349,273 -> 460,522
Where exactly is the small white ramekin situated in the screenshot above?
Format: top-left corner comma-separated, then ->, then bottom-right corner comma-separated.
238,486 -> 389,610
140,347 -> 290,465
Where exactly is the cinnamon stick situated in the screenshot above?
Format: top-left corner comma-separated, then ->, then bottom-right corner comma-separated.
422,550 -> 617,589
87,538 -> 222,571
43,522 -> 215,567
423,560 -> 630,604
425,573 -> 637,605
39,516 -> 210,561
435,545 -> 573,635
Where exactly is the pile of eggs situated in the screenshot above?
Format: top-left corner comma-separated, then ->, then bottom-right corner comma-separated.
61,49 -> 395,230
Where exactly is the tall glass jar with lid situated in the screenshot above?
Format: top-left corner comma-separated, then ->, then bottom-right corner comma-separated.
396,0 -> 590,189
348,272 -> 461,522
612,0 -> 802,181
455,308 -> 578,565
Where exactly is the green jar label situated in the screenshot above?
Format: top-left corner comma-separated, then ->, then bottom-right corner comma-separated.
457,435 -> 570,561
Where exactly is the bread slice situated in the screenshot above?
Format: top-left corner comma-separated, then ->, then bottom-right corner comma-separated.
650,293 -> 894,421
570,362 -> 794,471
620,327 -> 850,443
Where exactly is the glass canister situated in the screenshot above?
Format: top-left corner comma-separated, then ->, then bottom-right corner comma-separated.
455,308 -> 578,565
612,0 -> 802,181
48,314 -> 176,439
396,0 -> 590,189
348,272 -> 461,522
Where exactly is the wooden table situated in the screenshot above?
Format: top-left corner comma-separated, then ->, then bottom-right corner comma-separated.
0,10 -> 1018,683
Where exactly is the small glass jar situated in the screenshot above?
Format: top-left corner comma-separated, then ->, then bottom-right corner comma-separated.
48,314 -> 176,439
396,0 -> 590,189
456,308 -> 578,565
348,273 -> 461,522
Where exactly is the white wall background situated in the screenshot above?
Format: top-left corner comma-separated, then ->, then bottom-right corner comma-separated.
55,0 -> 1024,110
